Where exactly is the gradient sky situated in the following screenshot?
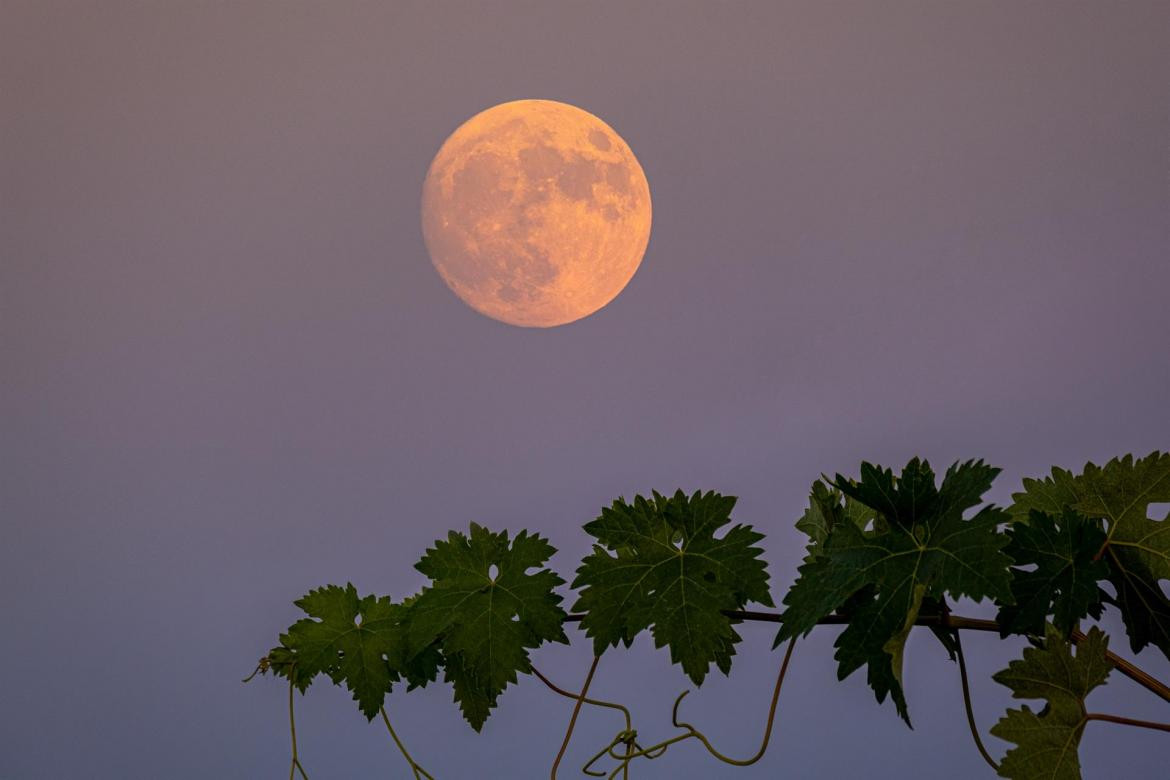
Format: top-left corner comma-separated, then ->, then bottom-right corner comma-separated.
3,3 -> 1168,778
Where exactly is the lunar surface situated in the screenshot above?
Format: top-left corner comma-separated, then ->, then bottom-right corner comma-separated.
421,100 -> 652,327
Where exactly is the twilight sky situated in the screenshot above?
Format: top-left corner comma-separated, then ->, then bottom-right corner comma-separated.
3,2 -> 1168,778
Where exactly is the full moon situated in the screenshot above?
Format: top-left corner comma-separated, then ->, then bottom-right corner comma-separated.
421,100 -> 652,327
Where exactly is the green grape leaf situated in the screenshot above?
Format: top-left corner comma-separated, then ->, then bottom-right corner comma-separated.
795,481 -> 875,548
778,459 -> 1013,725
1108,562 -> 1170,663
407,524 -> 568,731
831,459 -> 936,533
1009,466 -> 1080,518
395,594 -> 444,691
1010,452 -> 1170,659
440,650 -> 492,732
261,645 -> 307,691
271,584 -> 409,719
997,509 -> 1109,637
571,490 -> 773,685
991,625 -> 1112,780
795,481 -> 835,548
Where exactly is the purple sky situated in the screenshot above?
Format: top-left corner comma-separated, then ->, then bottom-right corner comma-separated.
3,2 -> 1168,778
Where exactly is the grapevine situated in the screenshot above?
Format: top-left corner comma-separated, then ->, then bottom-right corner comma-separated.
246,452 -> 1170,778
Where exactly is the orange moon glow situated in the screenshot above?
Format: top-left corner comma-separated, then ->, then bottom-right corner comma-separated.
421,100 -> 652,327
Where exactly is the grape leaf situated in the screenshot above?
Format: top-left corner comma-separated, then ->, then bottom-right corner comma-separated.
261,645 -> 306,691
270,584 -> 412,719
440,650 -> 492,733
407,524 -> 568,731
1009,452 -> 1170,659
794,482 -> 835,548
778,459 -> 1013,724
571,490 -> 773,685
396,593 -> 444,691
991,625 -> 1112,780
1009,466 -> 1080,517
795,481 -> 875,548
997,509 -> 1109,637
835,459 -> 938,533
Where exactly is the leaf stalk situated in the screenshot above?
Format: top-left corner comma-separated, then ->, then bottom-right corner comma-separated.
380,706 -> 435,780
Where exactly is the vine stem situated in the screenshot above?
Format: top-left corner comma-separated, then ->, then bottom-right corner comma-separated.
581,635 -> 799,777
593,732 -> 689,778
531,665 -> 634,732
1070,628 -> 1170,704
266,609 -> 1170,779
548,654 -> 601,779
1085,713 -> 1170,733
380,707 -> 435,780
287,680 -> 309,780
563,611 -> 1170,705
953,630 -> 999,772
671,635 -> 798,766
533,664 -> 646,778
531,665 -> 634,731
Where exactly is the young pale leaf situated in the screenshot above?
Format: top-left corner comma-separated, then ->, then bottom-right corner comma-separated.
261,645 -> 307,692
794,481 -> 835,548
991,625 -> 1112,780
795,481 -> 875,548
778,459 -> 1012,725
407,524 -> 568,731
1009,452 -> 1170,659
272,584 -> 410,720
571,490 -> 773,685
997,509 -> 1108,637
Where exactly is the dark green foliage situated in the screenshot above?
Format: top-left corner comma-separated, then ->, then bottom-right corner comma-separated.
991,626 -> 1112,780
777,459 -> 1013,724
571,490 -> 772,684
1009,452 -> 1170,659
997,509 -> 1109,637
268,584 -> 419,719
254,452 -> 1170,778
407,523 -> 569,730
